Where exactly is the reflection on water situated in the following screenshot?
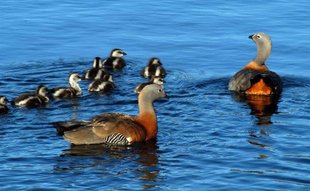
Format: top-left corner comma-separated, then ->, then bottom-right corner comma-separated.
231,93 -> 280,125
54,140 -> 159,190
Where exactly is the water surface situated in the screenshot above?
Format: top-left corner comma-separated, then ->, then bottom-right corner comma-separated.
0,1 -> 310,190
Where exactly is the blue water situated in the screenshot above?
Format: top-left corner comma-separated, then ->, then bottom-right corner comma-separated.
0,1 -> 310,190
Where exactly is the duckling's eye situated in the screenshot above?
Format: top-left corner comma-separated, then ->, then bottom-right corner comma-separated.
257,35 -> 261,39
158,89 -> 162,93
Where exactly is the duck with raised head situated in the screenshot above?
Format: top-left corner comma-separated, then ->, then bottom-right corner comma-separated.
102,48 -> 127,70
53,84 -> 167,145
12,85 -> 49,108
50,73 -> 82,99
228,32 -> 282,95
141,57 -> 167,79
0,96 -> 9,114
134,76 -> 165,94
84,57 -> 109,80
88,75 -> 115,92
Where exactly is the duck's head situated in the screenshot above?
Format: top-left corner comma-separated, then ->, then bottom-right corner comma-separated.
69,72 -> 82,83
36,85 -> 49,97
249,32 -> 272,64
0,96 -> 8,105
93,57 -> 103,68
148,57 -> 162,66
249,32 -> 272,51
139,84 -> 167,102
111,48 -> 127,58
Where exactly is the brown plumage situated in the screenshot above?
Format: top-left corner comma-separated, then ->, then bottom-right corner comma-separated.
53,84 -> 167,145
228,32 -> 282,95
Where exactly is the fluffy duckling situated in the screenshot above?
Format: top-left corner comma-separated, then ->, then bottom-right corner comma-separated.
88,75 -> 115,92
12,85 -> 49,108
102,48 -> 127,70
134,76 -> 165,94
84,57 -> 109,80
228,32 -> 282,95
141,57 -> 166,79
53,84 -> 167,145
50,73 -> 82,99
0,96 -> 9,114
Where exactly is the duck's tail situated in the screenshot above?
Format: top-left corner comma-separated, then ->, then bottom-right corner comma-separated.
53,120 -> 90,135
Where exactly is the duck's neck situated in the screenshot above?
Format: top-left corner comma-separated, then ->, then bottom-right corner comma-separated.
253,41 -> 271,66
245,42 -> 271,72
70,81 -> 81,94
136,96 -> 157,141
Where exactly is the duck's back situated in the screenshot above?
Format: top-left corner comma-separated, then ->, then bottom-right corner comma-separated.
229,69 -> 282,95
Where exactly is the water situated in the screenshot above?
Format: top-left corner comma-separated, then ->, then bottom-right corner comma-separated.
0,1 -> 310,190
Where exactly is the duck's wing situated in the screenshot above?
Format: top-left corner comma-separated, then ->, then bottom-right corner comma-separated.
229,69 -> 282,94
62,113 -> 146,145
53,120 -> 91,135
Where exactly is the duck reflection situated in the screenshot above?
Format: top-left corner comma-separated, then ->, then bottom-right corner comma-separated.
54,140 -> 159,190
231,93 -> 280,125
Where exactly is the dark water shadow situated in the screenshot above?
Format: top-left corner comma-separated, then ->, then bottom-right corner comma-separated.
231,93 -> 280,125
54,140 -> 160,190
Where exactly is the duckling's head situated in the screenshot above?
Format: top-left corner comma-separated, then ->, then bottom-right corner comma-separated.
139,84 -> 167,102
0,96 -> 8,105
69,73 -> 82,83
93,57 -> 103,68
36,85 -> 49,97
148,57 -> 162,66
111,48 -> 127,58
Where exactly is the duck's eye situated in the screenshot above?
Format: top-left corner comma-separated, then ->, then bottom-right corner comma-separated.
158,89 -> 162,93
257,35 -> 261,39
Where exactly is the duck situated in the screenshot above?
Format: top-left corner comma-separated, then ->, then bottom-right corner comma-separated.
12,85 -> 49,108
0,96 -> 9,114
53,84 -> 167,145
134,76 -> 165,94
228,32 -> 282,95
84,57 -> 109,80
50,73 -> 82,99
102,48 -> 127,70
88,75 -> 115,92
141,57 -> 167,79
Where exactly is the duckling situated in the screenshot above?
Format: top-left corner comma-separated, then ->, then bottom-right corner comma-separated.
141,57 -> 167,79
50,73 -> 82,99
0,96 -> 9,114
12,85 -> 49,108
228,32 -> 282,95
84,57 -> 109,80
134,76 -> 165,94
102,48 -> 127,70
53,84 -> 167,145
88,75 -> 115,92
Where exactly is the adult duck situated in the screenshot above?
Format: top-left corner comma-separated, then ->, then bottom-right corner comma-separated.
53,84 -> 167,145
228,32 -> 282,95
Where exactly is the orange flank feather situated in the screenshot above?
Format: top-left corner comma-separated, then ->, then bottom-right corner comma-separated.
246,79 -> 272,95
243,61 -> 268,72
